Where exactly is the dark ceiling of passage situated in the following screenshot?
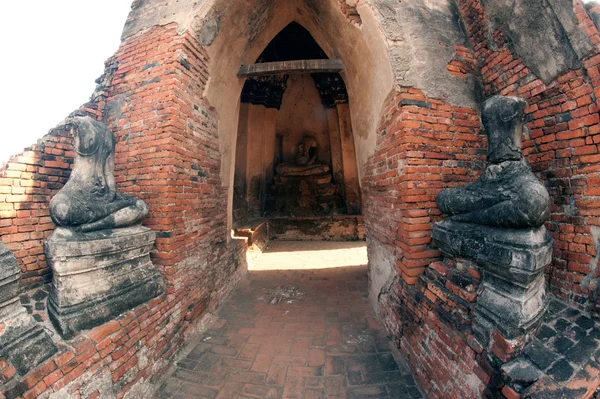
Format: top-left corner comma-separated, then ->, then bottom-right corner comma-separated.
256,22 -> 329,63
241,22 -> 348,109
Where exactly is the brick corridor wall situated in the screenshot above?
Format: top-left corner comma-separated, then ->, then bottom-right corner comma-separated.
363,88 -> 485,285
363,89 -> 489,398
458,0 -> 600,315
0,24 -> 248,399
378,266 -> 486,399
107,23 -> 245,331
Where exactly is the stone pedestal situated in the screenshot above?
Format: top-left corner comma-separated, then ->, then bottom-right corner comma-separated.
0,243 -> 57,375
45,226 -> 165,339
432,221 -> 552,343
267,168 -> 343,217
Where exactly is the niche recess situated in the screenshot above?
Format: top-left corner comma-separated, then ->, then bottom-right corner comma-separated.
233,22 -> 361,225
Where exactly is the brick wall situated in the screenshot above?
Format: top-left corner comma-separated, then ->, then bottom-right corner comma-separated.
1,24 -> 248,399
363,88 -> 489,398
366,2 -> 600,398
379,265 -> 486,398
363,88 -> 485,285
0,131 -> 73,289
458,0 -> 600,315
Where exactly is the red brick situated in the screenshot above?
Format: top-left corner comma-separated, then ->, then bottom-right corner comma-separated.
502,385 -> 521,399
88,320 -> 121,343
308,349 -> 325,367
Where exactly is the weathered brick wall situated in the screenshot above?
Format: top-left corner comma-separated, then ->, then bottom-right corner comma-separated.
0,132 -> 73,288
378,265 -> 486,398
1,23 -> 248,399
107,22 -> 245,326
364,88 -> 485,285
367,2 -> 600,398
363,88 -> 488,398
458,0 -> 600,315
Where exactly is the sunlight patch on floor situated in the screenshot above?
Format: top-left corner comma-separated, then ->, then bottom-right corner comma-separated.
249,240 -> 368,270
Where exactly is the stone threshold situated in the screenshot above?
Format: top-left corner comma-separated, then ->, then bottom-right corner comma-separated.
234,216 -> 365,243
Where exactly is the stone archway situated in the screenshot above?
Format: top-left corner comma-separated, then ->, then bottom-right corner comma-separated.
118,0 -> 478,240
184,0 -> 399,232
107,2 -> 483,394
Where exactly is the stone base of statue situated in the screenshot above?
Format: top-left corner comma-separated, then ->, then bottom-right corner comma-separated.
267,166 -> 343,217
275,163 -> 330,176
45,226 -> 165,339
0,243 -> 57,375
432,220 -> 552,344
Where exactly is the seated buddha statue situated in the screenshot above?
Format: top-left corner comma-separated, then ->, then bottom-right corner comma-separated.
436,96 -> 550,228
49,116 -> 149,233
275,135 -> 330,176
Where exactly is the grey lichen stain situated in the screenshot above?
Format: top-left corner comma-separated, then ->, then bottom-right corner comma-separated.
198,14 -> 221,47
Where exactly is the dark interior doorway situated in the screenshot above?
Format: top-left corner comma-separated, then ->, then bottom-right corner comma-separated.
233,22 -> 361,226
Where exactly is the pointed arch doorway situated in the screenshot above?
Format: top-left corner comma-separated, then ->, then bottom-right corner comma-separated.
232,22 -> 361,230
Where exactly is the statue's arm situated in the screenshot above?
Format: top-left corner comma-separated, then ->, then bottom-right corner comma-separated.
436,185 -> 503,215
105,153 -> 117,201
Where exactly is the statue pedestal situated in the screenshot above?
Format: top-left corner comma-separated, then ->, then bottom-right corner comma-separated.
45,226 -> 165,339
0,244 -> 57,375
432,221 -> 552,346
267,164 -> 343,216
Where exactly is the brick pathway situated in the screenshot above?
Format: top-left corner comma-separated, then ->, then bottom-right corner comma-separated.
155,242 -> 422,398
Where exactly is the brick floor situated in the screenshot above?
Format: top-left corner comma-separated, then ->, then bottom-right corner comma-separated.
154,242 -> 422,399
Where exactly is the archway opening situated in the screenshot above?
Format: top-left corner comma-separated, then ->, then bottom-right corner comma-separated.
232,22 -> 361,229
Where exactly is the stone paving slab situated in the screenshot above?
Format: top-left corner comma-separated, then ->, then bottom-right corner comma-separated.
154,261 -> 422,399
504,297 -> 600,398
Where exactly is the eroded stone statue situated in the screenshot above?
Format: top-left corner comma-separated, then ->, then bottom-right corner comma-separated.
268,135 -> 341,216
295,135 -> 318,166
432,95 -> 553,349
45,116 -> 164,339
0,242 -> 57,375
436,96 -> 550,228
49,116 -> 148,232
275,135 -> 330,176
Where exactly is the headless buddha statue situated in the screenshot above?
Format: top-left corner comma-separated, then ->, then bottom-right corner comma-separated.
436,96 -> 550,228
275,135 -> 329,176
49,116 -> 149,232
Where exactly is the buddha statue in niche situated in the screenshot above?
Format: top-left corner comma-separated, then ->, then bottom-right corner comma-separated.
49,116 -> 149,232
275,135 -> 330,176
436,95 -> 550,228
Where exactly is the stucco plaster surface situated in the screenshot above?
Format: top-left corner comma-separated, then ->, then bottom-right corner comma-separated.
481,0 -> 593,84
366,238 -> 396,313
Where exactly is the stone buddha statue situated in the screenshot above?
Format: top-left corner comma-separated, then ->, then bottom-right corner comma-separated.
436,96 -> 550,228
49,116 -> 149,232
46,116 -> 163,339
275,135 -> 329,176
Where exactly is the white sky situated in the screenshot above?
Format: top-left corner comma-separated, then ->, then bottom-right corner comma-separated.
0,2 -> 132,163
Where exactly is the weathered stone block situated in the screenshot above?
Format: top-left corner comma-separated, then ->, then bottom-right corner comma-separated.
433,220 -> 552,340
267,216 -> 364,241
433,221 -> 552,282
45,226 -> 165,339
0,243 -> 57,375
